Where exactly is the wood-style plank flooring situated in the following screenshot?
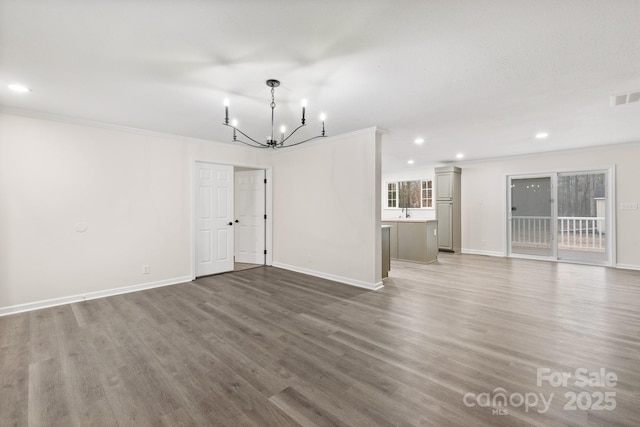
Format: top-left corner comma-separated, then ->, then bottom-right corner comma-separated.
1,253 -> 640,426
234,262 -> 264,272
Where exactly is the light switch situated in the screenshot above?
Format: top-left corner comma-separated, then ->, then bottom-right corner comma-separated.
620,202 -> 638,210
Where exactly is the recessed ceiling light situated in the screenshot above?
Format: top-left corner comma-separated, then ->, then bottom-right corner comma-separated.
535,132 -> 549,139
414,138 -> 424,144
407,160 -> 415,165
456,153 -> 464,159
8,84 -> 30,93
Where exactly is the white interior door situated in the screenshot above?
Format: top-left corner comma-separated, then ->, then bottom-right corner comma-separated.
195,163 -> 234,277
234,169 -> 265,264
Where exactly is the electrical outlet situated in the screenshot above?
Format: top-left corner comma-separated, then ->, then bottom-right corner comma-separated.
620,202 -> 638,210
143,265 -> 150,274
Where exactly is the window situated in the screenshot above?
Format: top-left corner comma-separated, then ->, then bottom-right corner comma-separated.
387,182 -> 398,208
421,180 -> 432,208
386,179 -> 433,208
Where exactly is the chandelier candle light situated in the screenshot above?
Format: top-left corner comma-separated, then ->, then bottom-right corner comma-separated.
223,79 -> 326,148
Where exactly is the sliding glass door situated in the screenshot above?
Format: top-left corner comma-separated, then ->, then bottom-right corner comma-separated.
557,171 -> 608,264
508,170 -> 610,265
509,176 -> 555,258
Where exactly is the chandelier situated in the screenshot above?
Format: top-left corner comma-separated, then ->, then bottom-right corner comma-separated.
223,79 -> 326,148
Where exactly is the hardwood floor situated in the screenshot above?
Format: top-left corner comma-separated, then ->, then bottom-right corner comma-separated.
1,253 -> 639,426
234,262 -> 264,272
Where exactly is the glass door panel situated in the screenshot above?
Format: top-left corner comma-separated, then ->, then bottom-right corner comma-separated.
557,171 -> 608,264
509,177 -> 554,257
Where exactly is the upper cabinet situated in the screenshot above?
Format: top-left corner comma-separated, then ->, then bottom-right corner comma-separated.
436,170 -> 454,200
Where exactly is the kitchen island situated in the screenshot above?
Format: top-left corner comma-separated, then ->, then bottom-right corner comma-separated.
381,220 -> 438,264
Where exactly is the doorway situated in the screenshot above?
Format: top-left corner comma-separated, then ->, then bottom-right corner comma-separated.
507,169 -> 612,266
193,162 -> 270,278
234,168 -> 266,271
509,175 -> 555,258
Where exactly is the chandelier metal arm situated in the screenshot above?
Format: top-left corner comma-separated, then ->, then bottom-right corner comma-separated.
222,123 -> 269,147
280,123 -> 307,144
234,138 -> 272,149
277,134 -> 327,148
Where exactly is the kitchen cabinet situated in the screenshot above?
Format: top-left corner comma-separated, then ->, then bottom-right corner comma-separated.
382,225 -> 391,278
381,220 -> 438,264
436,202 -> 452,250
383,221 -> 398,259
435,166 -> 461,252
436,170 -> 453,200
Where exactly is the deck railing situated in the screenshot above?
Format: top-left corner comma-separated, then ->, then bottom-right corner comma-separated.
557,216 -> 605,249
511,216 -> 605,250
512,216 -> 552,245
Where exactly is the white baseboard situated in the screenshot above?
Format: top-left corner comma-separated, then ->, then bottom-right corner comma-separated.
0,275 -> 193,317
461,248 -> 506,257
272,262 -> 383,291
615,263 -> 640,271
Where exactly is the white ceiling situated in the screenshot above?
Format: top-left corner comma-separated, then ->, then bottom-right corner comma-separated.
2,0 -> 640,172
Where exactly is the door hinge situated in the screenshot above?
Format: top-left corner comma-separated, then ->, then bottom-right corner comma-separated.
264,214 -> 267,220
264,178 -> 267,184
264,250 -> 267,255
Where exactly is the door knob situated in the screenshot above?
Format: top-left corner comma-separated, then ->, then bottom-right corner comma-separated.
235,219 -> 239,223
228,222 -> 233,226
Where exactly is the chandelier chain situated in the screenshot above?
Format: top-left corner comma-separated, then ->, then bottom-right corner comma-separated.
270,86 -> 276,109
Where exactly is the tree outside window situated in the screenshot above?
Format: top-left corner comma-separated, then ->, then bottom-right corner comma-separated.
386,180 -> 433,209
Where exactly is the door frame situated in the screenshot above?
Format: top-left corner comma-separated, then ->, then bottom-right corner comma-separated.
191,160 -> 273,279
234,168 -> 267,265
505,166 -> 615,267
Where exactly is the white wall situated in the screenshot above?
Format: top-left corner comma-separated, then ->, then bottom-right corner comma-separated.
461,142 -> 640,268
0,113 -> 269,311
381,168 -> 436,220
271,128 -> 382,289
0,114 -> 383,313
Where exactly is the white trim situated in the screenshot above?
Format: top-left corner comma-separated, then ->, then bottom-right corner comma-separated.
461,248 -> 505,257
0,108 -> 237,148
272,262 -> 383,291
616,264 -> 640,271
265,168 -> 273,266
1,109 -> 380,159
0,276 -> 192,317
608,165 -> 617,267
442,140 -> 640,170
386,181 -> 398,208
